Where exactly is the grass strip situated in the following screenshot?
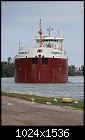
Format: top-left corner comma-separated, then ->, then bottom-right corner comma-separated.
1,91 -> 84,109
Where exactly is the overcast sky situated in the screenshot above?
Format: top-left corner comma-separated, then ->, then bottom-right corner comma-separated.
1,1 -> 84,67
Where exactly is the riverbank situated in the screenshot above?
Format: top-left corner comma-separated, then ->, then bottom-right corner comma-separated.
1,96 -> 84,126
1,91 -> 84,109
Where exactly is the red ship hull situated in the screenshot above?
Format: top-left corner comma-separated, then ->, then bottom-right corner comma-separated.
15,58 -> 68,83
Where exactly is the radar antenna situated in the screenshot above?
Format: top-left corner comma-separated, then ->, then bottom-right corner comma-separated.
47,26 -> 54,37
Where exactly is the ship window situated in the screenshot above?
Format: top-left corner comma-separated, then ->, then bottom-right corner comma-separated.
42,58 -> 48,64
32,58 -> 37,64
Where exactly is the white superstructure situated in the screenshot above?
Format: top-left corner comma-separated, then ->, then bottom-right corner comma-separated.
15,33 -> 67,59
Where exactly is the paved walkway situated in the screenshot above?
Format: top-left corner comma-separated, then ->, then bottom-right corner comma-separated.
1,96 -> 84,126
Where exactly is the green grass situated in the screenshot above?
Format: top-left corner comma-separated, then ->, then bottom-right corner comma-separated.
1,91 -> 84,109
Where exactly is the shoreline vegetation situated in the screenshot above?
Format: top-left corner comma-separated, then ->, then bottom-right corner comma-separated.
1,91 -> 84,109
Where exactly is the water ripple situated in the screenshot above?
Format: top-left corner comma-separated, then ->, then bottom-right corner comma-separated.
1,76 -> 84,99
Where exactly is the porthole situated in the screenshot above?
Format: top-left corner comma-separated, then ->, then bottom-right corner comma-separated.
38,54 -> 41,57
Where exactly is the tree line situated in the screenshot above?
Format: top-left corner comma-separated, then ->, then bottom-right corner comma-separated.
68,65 -> 84,76
1,62 -> 15,77
1,61 -> 84,77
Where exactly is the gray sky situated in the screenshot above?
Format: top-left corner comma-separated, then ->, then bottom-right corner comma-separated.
1,1 -> 84,67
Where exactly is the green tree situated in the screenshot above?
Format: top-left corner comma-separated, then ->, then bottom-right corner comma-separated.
68,65 -> 76,76
1,62 -> 15,77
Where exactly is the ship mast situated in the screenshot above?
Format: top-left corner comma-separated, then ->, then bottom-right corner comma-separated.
38,19 -> 42,47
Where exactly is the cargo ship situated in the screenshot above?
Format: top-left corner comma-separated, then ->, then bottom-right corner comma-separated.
15,19 -> 68,83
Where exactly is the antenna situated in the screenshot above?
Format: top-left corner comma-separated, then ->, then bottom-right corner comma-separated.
39,19 -> 42,32
57,29 -> 60,36
19,42 -> 20,51
47,26 -> 54,37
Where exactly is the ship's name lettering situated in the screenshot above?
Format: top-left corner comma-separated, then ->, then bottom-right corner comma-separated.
19,52 -> 29,54
51,51 -> 62,54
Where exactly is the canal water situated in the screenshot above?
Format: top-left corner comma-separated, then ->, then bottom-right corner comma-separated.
1,76 -> 84,99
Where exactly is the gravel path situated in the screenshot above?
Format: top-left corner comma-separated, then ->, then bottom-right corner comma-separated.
1,96 -> 84,126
